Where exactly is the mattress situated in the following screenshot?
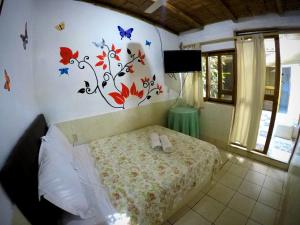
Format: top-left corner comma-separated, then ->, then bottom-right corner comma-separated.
89,125 -> 221,225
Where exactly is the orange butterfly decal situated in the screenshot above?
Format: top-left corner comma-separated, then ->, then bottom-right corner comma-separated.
4,70 -> 11,92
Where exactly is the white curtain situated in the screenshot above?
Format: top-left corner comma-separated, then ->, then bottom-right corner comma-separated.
230,34 -> 266,150
182,44 -> 204,108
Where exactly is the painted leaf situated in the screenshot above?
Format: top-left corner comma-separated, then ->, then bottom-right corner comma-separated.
118,72 -> 125,77
103,64 -> 107,70
102,81 -> 107,88
127,48 -> 131,55
103,51 -> 106,57
78,88 -> 85,94
59,47 -> 73,65
121,83 -> 129,98
109,92 -> 125,105
137,90 -> 144,99
130,82 -> 137,95
97,55 -> 104,60
73,51 -> 79,59
84,81 -> 90,87
153,75 -> 156,81
115,55 -> 120,61
115,49 -> 121,54
95,61 -> 104,66
112,44 -> 115,51
147,95 -> 151,99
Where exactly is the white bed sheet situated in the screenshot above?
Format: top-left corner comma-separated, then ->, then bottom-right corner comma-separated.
62,144 -> 124,225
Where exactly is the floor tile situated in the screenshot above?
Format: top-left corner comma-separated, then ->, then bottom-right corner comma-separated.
219,172 -> 243,190
229,192 -> 256,217
168,205 -> 190,224
249,162 -> 269,175
193,196 -> 225,222
187,191 -> 205,208
202,179 -> 217,193
263,177 -> 283,194
246,219 -> 262,225
230,156 -> 252,168
208,183 -> 235,205
174,210 -> 210,225
250,202 -> 277,225
215,207 -> 247,225
258,188 -> 281,209
228,164 -> 249,178
245,170 -> 266,186
238,180 -> 262,200
266,167 -> 287,182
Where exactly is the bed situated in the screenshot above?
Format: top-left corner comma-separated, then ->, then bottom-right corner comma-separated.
0,114 -> 221,225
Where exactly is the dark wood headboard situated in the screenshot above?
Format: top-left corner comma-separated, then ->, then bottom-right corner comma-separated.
0,114 -> 62,225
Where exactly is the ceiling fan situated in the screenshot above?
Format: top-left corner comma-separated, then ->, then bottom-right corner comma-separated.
144,0 -> 166,14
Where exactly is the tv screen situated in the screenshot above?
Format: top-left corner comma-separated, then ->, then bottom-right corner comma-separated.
164,50 -> 202,73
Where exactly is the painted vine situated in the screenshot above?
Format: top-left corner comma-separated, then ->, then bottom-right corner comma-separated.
59,39 -> 163,109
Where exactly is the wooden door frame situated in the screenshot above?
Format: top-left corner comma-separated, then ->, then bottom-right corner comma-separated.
262,35 -> 281,154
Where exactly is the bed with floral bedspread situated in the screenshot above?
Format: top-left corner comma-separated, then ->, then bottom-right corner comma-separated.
89,125 -> 221,225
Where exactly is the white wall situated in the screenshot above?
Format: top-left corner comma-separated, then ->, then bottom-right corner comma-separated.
0,0 -> 40,224
179,12 -> 300,146
180,11 -> 300,51
33,0 -> 179,124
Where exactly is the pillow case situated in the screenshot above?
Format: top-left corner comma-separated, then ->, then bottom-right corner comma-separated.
38,125 -> 89,218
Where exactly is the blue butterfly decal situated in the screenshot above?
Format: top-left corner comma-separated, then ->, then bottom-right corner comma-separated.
145,40 -> 151,47
117,26 -> 134,40
59,68 -> 69,75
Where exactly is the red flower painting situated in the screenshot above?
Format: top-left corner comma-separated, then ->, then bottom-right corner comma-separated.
59,47 -> 79,65
59,39 -> 163,109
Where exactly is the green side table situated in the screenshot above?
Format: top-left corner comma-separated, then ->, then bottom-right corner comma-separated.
167,106 -> 199,138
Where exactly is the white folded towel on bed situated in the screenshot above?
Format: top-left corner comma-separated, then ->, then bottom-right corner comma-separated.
160,135 -> 173,153
150,132 -> 162,150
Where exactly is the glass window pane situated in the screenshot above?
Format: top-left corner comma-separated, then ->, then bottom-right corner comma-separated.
202,56 -> 206,98
264,38 -> 276,95
256,100 -> 273,151
208,56 -> 218,98
221,55 -> 234,91
220,94 -> 232,101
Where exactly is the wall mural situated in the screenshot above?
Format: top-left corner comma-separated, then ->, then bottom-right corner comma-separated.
59,38 -> 163,109
55,22 -> 65,31
117,26 -> 134,40
145,40 -> 151,47
20,22 -> 28,50
3,69 -> 10,92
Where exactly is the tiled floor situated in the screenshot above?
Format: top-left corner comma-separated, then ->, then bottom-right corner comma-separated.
164,150 -> 287,225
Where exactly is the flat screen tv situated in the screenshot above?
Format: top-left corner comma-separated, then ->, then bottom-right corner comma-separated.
164,50 -> 202,73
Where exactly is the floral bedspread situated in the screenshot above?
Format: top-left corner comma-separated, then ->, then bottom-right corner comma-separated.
89,125 -> 221,225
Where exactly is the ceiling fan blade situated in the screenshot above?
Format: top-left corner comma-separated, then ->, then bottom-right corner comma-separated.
144,0 -> 166,14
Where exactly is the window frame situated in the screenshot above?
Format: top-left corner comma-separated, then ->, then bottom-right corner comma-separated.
202,49 -> 236,105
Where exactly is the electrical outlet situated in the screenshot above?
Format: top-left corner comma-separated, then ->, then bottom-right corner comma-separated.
72,134 -> 78,146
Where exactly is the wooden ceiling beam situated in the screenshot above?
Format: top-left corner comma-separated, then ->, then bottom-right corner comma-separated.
215,0 -> 238,22
275,0 -> 284,15
76,0 -> 179,34
165,2 -> 204,29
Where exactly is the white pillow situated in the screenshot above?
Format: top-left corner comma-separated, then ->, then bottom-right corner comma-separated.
38,126 -> 89,218
274,125 -> 293,140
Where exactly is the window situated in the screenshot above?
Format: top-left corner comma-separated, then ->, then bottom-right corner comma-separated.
202,50 -> 236,104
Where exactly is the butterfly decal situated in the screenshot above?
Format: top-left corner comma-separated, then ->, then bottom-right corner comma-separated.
145,40 -> 151,47
117,26 -> 134,40
20,22 -> 28,50
59,68 -> 69,76
92,38 -> 105,49
4,70 -> 10,92
55,22 -> 65,31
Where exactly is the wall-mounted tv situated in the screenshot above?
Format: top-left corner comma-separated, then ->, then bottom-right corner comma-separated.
164,50 -> 202,73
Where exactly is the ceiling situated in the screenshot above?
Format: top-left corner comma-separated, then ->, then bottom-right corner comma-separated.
79,0 -> 300,34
